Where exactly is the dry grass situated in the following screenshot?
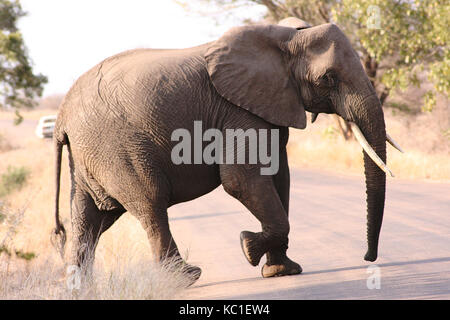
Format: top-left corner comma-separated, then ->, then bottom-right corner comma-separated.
288,93 -> 450,181
1,250 -> 197,300
0,121 -> 196,299
0,190 -> 196,300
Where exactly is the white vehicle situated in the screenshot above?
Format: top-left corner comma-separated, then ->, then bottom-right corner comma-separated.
35,115 -> 57,139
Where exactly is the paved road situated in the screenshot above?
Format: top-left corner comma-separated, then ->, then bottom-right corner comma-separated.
0,118 -> 39,145
167,169 -> 450,299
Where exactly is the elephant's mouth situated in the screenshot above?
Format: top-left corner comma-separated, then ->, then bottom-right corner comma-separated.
308,96 -> 334,114
307,96 -> 334,123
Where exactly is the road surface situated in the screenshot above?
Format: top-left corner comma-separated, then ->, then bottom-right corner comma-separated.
0,118 -> 39,145
167,169 -> 450,299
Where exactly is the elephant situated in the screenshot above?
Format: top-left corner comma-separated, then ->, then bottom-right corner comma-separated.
52,21 -> 402,284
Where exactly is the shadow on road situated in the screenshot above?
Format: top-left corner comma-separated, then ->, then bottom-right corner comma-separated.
191,256 -> 450,299
305,256 -> 450,276
169,210 -> 242,221
232,270 -> 450,300
192,276 -> 262,289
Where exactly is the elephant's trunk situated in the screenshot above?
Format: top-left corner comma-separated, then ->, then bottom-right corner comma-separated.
352,94 -> 387,262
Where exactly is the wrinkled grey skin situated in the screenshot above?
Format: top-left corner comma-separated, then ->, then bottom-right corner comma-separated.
53,23 -> 387,283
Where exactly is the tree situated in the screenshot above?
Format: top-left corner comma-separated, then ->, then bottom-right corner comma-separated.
181,0 -> 449,137
0,0 -> 47,122
335,0 -> 449,112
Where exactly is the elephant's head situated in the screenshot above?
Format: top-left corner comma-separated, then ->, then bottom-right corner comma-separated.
205,23 -> 402,261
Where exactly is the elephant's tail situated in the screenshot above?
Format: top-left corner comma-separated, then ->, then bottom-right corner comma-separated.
51,132 -> 67,259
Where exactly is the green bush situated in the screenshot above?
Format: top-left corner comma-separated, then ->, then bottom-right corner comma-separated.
0,166 -> 30,198
0,245 -> 36,261
0,201 -> 4,222
0,200 -> 36,262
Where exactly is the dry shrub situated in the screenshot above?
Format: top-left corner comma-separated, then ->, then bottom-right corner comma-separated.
0,133 -> 14,153
0,166 -> 30,198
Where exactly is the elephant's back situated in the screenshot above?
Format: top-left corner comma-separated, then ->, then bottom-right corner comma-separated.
57,44 -> 212,135
56,45 -> 223,208
56,43 -> 222,182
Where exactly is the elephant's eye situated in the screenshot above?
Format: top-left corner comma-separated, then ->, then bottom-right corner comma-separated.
320,72 -> 337,88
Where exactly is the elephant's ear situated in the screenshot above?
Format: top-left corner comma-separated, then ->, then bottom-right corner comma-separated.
205,25 -> 307,129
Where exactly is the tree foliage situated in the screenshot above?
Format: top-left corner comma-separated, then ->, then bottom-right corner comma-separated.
0,0 -> 47,114
335,0 -> 449,112
186,0 -> 449,112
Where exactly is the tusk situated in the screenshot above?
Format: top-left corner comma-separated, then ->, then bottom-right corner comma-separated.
386,133 -> 404,153
349,122 -> 394,177
311,113 -> 318,123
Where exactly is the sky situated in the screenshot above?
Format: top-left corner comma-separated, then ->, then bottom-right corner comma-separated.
18,0 -> 265,96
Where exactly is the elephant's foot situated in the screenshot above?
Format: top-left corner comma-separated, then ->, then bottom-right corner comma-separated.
178,262 -> 202,287
171,259 -> 202,287
261,257 -> 302,278
240,231 -> 266,266
364,249 -> 378,262
183,264 -> 202,286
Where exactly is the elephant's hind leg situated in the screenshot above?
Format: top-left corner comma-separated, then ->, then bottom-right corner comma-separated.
117,175 -> 201,285
69,185 -> 124,276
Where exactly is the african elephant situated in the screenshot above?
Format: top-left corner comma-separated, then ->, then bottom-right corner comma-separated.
52,22 -> 401,284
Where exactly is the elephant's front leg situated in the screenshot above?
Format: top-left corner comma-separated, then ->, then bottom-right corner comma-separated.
262,144 -> 303,277
220,166 -> 302,278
